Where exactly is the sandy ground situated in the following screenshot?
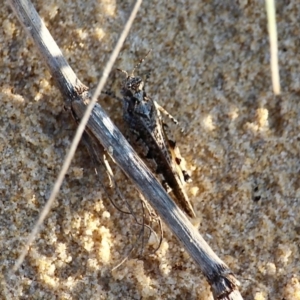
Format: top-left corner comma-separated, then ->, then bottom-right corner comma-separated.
1,0 -> 300,299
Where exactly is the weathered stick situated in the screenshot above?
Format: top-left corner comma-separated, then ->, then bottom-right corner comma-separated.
8,0 -> 243,299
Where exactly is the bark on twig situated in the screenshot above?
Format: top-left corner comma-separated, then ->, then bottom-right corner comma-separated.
8,0 -> 243,299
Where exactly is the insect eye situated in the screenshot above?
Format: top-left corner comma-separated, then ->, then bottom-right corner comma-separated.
128,82 -> 137,90
126,82 -> 133,89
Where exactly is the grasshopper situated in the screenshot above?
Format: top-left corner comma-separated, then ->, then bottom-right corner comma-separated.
116,54 -> 196,219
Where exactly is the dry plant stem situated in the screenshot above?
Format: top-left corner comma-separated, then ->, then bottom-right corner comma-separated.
265,0 -> 280,95
8,0 -> 243,299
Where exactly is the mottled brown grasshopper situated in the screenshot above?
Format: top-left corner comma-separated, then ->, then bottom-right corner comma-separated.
116,54 -> 196,219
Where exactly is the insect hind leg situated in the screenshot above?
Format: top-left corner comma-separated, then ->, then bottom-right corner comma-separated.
154,101 -> 179,125
167,138 -> 193,184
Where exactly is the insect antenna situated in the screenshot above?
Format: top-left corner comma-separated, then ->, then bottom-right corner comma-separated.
131,49 -> 152,76
116,68 -> 128,77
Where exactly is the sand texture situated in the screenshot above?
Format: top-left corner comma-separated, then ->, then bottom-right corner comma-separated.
1,0 -> 300,299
